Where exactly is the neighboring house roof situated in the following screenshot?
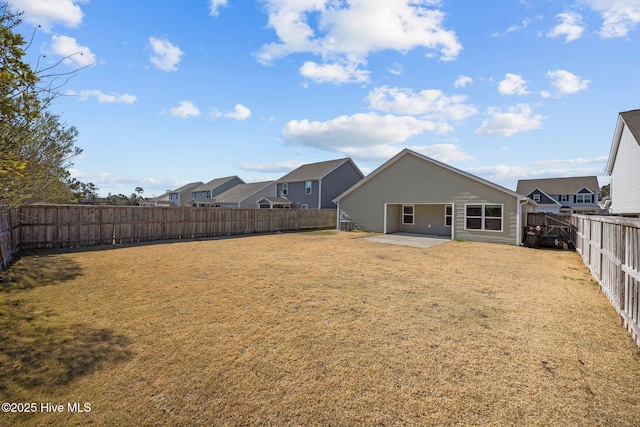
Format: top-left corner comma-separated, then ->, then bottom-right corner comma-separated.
192,176 -> 244,193
213,181 -> 275,204
527,188 -> 562,206
258,197 -> 292,204
335,148 -> 531,202
170,181 -> 204,194
277,158 -> 364,183
606,109 -> 640,174
516,176 -> 600,196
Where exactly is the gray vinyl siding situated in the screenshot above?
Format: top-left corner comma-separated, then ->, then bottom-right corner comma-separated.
340,154 -> 520,245
278,181 -> 319,209
320,162 -> 363,209
611,125 -> 640,214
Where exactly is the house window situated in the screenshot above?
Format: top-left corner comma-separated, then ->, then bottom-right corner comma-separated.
576,194 -> 593,203
445,205 -> 452,227
465,204 -> 503,232
305,181 -> 312,194
560,195 -> 569,202
282,183 -> 288,195
301,204 -> 308,210
532,194 -> 541,202
402,205 -> 415,225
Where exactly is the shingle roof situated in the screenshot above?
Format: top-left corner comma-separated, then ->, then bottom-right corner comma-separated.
213,181 -> 275,203
170,181 -> 204,193
258,197 -> 292,204
277,158 -> 361,182
192,176 -> 243,193
516,176 -> 600,195
620,109 -> 640,141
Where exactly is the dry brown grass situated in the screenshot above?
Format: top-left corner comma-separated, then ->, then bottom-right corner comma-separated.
1,230 -> 639,426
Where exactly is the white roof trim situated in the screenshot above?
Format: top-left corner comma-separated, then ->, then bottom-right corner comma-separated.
334,148 -> 529,203
529,187 -> 562,206
606,114 -> 626,174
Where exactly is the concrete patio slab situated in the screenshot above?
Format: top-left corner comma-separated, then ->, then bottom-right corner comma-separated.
360,233 -> 451,248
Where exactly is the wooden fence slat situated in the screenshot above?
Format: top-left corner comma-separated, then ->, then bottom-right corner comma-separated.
574,214 -> 640,347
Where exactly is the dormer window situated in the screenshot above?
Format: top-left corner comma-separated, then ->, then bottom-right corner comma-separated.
576,194 -> 593,203
532,194 -> 541,202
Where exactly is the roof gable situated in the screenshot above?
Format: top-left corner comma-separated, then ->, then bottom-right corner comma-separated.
192,176 -> 243,193
277,158 -> 363,183
335,149 -> 526,202
528,188 -> 562,206
516,176 -> 599,195
607,109 -> 640,174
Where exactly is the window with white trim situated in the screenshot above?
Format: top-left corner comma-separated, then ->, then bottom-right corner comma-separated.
576,194 -> 593,203
402,205 -> 414,225
465,204 -> 503,231
560,195 -> 569,202
532,194 -> 541,202
445,205 -> 452,227
301,204 -> 308,210
305,181 -> 312,194
282,183 -> 288,195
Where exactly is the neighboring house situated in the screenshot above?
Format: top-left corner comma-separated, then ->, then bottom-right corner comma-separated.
139,193 -> 172,207
334,149 -> 536,246
276,158 -> 364,209
516,176 -> 600,214
211,181 -> 277,208
168,182 -> 204,207
256,197 -> 293,209
190,176 -> 245,207
606,109 -> 640,214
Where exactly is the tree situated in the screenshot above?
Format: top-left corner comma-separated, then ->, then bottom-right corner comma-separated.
0,3 -> 83,206
600,184 -> 610,199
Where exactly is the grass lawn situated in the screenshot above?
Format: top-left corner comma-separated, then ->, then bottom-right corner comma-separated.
1,230 -> 639,426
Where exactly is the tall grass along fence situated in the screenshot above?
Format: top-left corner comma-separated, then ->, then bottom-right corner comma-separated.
573,214 -> 640,346
0,205 -> 337,268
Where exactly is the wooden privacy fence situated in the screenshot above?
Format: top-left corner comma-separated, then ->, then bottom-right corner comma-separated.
0,205 -> 337,267
0,208 -> 20,270
573,214 -> 640,346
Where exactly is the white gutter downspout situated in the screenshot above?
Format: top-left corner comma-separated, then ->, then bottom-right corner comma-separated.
318,178 -> 322,209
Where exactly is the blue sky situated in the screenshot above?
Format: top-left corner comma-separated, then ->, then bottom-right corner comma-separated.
10,0 -> 640,197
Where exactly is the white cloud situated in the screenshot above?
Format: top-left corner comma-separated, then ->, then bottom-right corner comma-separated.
507,18 -> 531,33
583,0 -> 640,38
532,156 -> 608,166
367,86 -> 477,121
300,61 -> 370,84
66,89 -> 137,104
410,144 -> 472,163
389,63 -> 404,76
453,75 -> 473,88
282,112 -> 453,162
169,101 -> 201,118
50,35 -> 95,67
257,0 -> 461,82
547,12 -> 585,42
9,0 -> 85,31
546,69 -> 589,94
149,37 -> 184,72
475,104 -> 544,137
209,0 -> 228,17
225,104 -> 252,120
212,104 -> 252,120
498,73 -> 530,96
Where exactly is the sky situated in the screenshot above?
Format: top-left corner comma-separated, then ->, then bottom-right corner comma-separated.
9,0 -> 640,198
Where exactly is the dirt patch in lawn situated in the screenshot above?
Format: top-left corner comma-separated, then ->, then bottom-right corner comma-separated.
1,230 -> 639,426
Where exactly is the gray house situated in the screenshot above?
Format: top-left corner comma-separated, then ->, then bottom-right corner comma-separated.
211,181 -> 277,208
190,176 -> 245,207
168,181 -> 204,207
276,158 -> 363,209
334,149 -> 536,246
516,176 -> 600,214
606,109 -> 640,214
